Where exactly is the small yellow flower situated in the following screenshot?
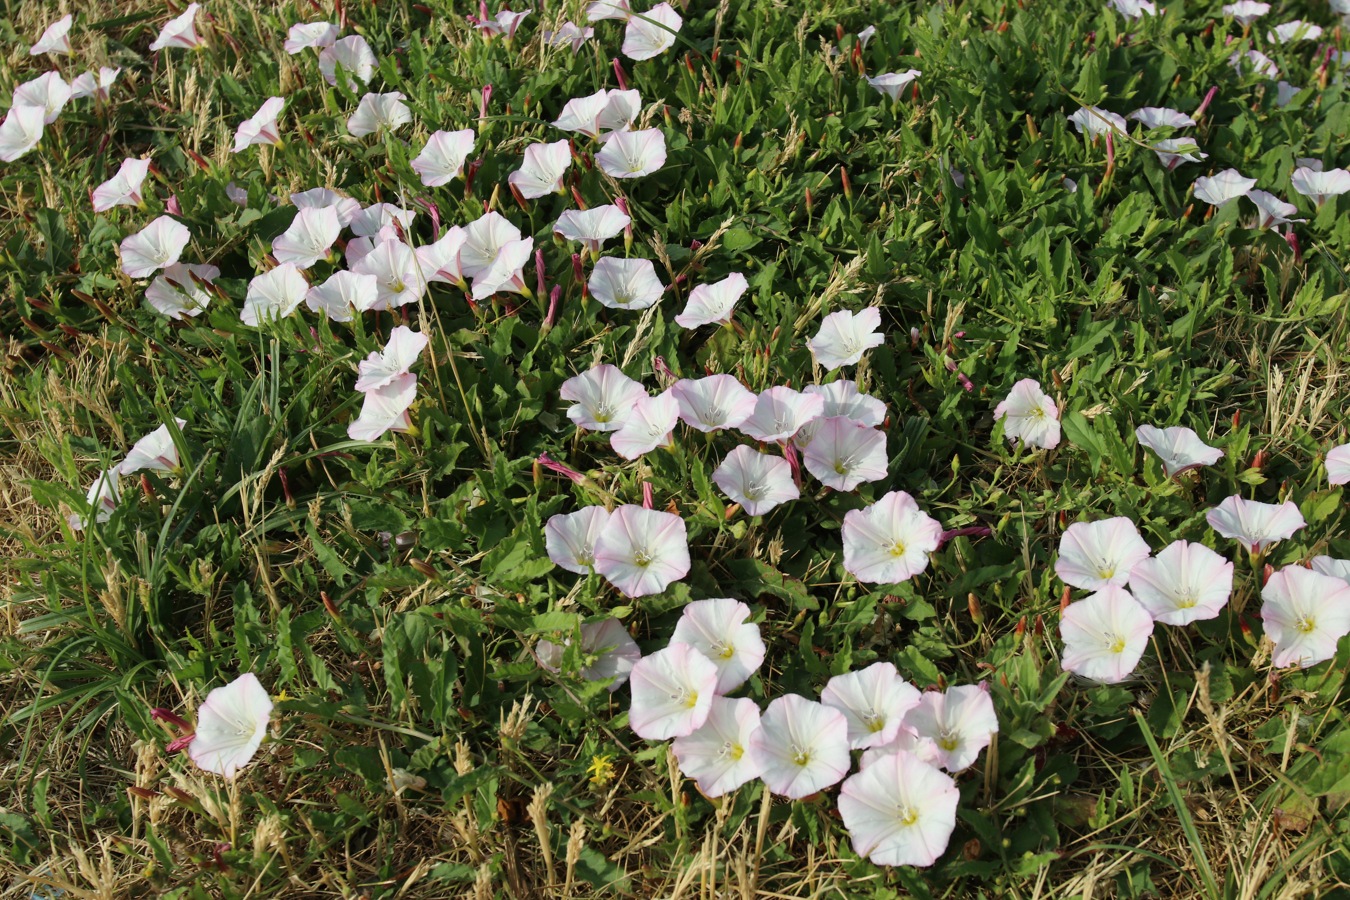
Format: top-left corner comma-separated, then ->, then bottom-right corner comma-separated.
587,753 -> 616,787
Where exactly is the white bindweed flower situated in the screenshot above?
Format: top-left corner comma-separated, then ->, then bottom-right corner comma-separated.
348,91 -> 412,137
994,379 -> 1060,450
284,21 -> 338,54
150,3 -> 204,51
670,598 -> 765,694
509,140 -> 572,198
1275,81 -> 1301,107
411,129 -> 476,187
1128,540 -> 1233,625
271,205 -> 340,269
738,386 -> 823,443
589,256 -> 664,310
838,751 -> 960,868
292,188 -> 361,227
859,728 -> 942,770
348,373 -> 417,441
670,375 -> 758,433
821,662 -> 921,750
1311,556 -> 1350,586
306,270 -> 376,322
544,22 -> 594,52
622,2 -> 681,60
536,617 -> 640,690
611,390 -> 680,459
188,673 -> 273,779
460,211 -> 522,278
1230,50 -> 1278,78
241,263 -> 309,326
560,363 -> 647,432
674,272 -> 747,329
794,380 -> 887,446
628,642 -> 717,739
1290,167 -> 1350,208
596,128 -> 667,177
857,25 -> 877,46
13,71 -> 72,124
31,15 -> 73,56
1129,107 -> 1195,128
801,416 -> 888,491
68,469 -> 120,531
1245,191 -> 1304,230
356,326 -> 427,393
1059,587 -> 1154,684
476,8 -> 530,38
711,445 -> 799,516
553,206 -> 631,253
545,506 -> 611,573
552,88 -> 641,138
750,695 -> 851,799
469,238 -> 534,301
0,105 -> 45,162
1068,106 -> 1127,139
1055,517 -> 1152,591
93,157 -> 152,212
1109,0 -> 1157,19
319,35 -> 377,91
1193,169 -> 1257,207
867,70 -> 922,100
1206,495 -> 1306,554
587,0 -> 632,21
842,490 -> 943,584
69,67 -> 120,101
1267,20 -> 1322,42
417,227 -> 468,286
1150,139 -> 1207,171
1326,444 -> 1350,485
349,203 -> 416,238
232,97 -> 285,152
807,308 -> 885,370
594,505 -> 691,597
145,263 -> 219,319
352,238 -> 425,309
1261,566 -> 1350,669
672,696 -> 763,797
1223,1 -> 1270,24
1135,424 -> 1223,477
119,418 -> 187,475
121,216 -> 191,279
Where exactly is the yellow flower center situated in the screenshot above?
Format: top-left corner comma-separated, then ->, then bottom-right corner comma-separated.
898,806 -> 919,826
1107,634 -> 1126,654
793,748 -> 812,767
1297,616 -> 1317,634
889,541 -> 907,558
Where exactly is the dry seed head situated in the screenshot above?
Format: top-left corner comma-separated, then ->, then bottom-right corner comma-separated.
454,737 -> 474,776
500,695 -> 535,744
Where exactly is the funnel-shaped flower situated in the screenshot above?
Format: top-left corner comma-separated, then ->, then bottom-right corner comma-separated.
121,216 -> 191,278
146,263 -> 219,319
460,211 -> 522,278
596,128 -> 667,177
1055,517 -> 1151,590
544,22 -> 594,52
553,88 -> 641,137
352,238 -> 424,309
1206,495 -> 1305,554
348,91 -> 411,137
232,97 -> 285,152
93,157 -> 152,212
411,129 -> 476,187
672,696 -> 762,797
994,379 -> 1060,449
1194,170 -> 1257,207
1261,566 -> 1350,668
188,673 -> 273,779
1230,50 -> 1278,77
1150,139 -> 1207,171
348,373 -> 417,441
842,490 -> 943,584
628,642 -> 717,739
475,8 -> 530,37
739,386 -> 824,442
545,506 -> 611,574
867,70 -> 922,100
1223,1 -> 1269,23
284,22 -> 338,54
1311,556 -> 1350,586
537,617 -> 640,690
150,3 -> 203,51
611,390 -> 680,459
1059,587 -> 1154,684
1128,540 -> 1232,626
807,308 -> 885,370
794,380 -> 886,446
839,751 -> 959,868
671,598 -> 765,694
712,446 -> 799,515
622,3 -> 681,60
470,238 -> 534,301
1290,167 -> 1350,207
593,504 -> 690,597
509,140 -> 572,198
1109,0 -> 1157,17
674,272 -> 747,329
416,227 -> 468,286
821,662 -> 921,750
1245,191 -> 1304,230
31,15 -> 73,56
1326,444 -> 1350,485
1128,107 -> 1195,128
271,205 -> 340,268
587,0 -> 632,21
750,695 -> 851,798
119,418 -> 187,475
319,35 -> 376,91
801,416 -> 888,491
306,270 -> 375,322
0,106 -> 46,162
1068,106 -> 1126,139
241,263 -> 309,326
68,469 -> 120,531
553,205 -> 630,253
69,67 -> 120,101
356,326 -> 427,393
1267,20 -> 1322,42
1134,425 -> 1223,477
12,72 -> 71,123
859,729 -> 941,770
589,257 -> 663,310
350,203 -> 416,238
560,363 -> 647,432
292,188 -> 361,227
670,375 -> 757,433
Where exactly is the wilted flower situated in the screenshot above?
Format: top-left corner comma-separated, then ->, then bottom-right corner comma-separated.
595,128 -> 667,177
545,506 -> 611,573
150,3 -> 204,51
1067,106 -> 1127,139
348,373 -> 418,441
622,2 -> 681,60
121,216 -> 191,279
670,598 -> 765,694
13,71 -> 72,124
537,617 -> 640,691
306,270 -> 376,322
750,695 -> 851,798
1261,566 -> 1350,669
589,257 -> 664,310
68,469 -> 120,531
801,416 -> 888,491
1290,167 -> 1350,208
509,140 -> 572,198
284,21 -> 338,54
807,308 -> 885,370
1060,587 -> 1154,684
31,15 -> 73,56
711,445 -> 799,516
188,673 -> 273,779
1134,424 -> 1223,477
674,272 -> 748,329
1128,540 -> 1233,625
842,490 -> 943,584
671,697 -> 763,797
867,70 -> 922,100
411,129 -> 476,187
611,390 -> 680,459
1055,517 -> 1152,590
821,662 -> 921,750
628,642 -> 717,739
739,386 -> 824,443
241,263 -> 309,326
1326,444 -> 1350,485
232,97 -> 285,152
838,751 -> 960,868
319,35 -> 377,91
0,106 -> 45,162
146,263 -> 219,319
119,418 -> 187,475
560,364 -> 647,432
594,505 -> 691,597
93,157 -> 152,212
554,205 -> 632,254
670,375 -> 758,433
1206,495 -> 1306,554
348,91 -> 412,137
1245,190 -> 1305,230
271,206 -> 340,268
993,378 -> 1060,450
